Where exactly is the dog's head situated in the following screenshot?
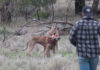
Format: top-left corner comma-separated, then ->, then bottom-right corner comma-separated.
51,24 -> 60,41
51,23 -> 58,30
51,33 -> 60,41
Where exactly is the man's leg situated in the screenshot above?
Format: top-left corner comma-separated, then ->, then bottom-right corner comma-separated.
90,56 -> 99,70
78,56 -> 90,70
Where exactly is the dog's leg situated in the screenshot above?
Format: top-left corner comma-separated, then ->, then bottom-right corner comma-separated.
43,47 -> 46,58
26,41 -> 35,56
52,46 -> 56,56
55,43 -> 58,51
44,47 -> 46,54
55,42 -> 58,53
45,44 -> 50,57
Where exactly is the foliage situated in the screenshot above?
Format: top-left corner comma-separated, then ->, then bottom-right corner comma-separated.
58,50 -> 72,57
17,0 -> 56,8
32,11 -> 49,19
0,0 -> 3,3
20,0 -> 32,7
31,0 -> 56,7
0,24 -> 11,40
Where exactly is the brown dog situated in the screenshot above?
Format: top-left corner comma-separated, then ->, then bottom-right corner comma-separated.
25,25 -> 60,57
25,35 -> 59,57
46,24 -> 59,50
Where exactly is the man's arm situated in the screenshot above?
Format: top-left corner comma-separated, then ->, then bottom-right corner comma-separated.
98,23 -> 100,35
69,22 -> 78,46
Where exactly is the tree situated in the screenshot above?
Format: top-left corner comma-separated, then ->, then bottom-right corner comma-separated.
31,0 -> 56,20
19,0 -> 31,20
0,0 -> 12,23
92,0 -> 99,15
50,0 -> 54,23
31,0 -> 41,20
0,1 -> 11,42
75,0 -> 85,14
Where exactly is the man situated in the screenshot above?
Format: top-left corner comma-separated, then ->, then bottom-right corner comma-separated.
69,6 -> 100,70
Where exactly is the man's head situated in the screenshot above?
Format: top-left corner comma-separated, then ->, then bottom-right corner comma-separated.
82,6 -> 93,17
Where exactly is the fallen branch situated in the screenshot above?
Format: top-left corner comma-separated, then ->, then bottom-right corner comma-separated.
53,21 -> 73,26
14,19 -> 42,36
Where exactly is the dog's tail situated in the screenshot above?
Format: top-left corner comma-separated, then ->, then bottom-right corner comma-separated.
22,42 -> 28,51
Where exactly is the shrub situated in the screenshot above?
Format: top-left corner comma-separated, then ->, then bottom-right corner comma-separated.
32,11 -> 49,19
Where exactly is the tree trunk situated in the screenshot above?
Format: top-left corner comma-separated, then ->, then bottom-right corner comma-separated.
2,24 -> 6,42
92,0 -> 99,15
0,2 -> 12,23
75,0 -> 85,14
36,7 -> 40,20
51,0 -> 54,23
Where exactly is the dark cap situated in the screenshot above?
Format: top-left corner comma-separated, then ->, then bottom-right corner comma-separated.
82,6 -> 93,17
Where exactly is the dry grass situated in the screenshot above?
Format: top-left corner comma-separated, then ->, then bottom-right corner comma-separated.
0,16 -> 79,70
0,35 -> 100,70
0,22 -> 79,70
0,47 -> 79,70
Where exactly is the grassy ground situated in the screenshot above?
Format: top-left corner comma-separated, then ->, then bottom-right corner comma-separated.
0,35 -> 100,70
0,0 -> 100,70
0,35 -> 79,70
0,12 -> 100,70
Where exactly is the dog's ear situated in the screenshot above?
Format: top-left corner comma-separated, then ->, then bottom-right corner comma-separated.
51,23 -> 58,29
56,27 -> 59,31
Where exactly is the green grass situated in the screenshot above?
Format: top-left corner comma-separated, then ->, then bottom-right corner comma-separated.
0,48 -> 40,59
58,50 -> 76,57
0,36 -> 80,70
58,50 -> 71,56
30,51 -> 40,57
5,51 -> 24,58
0,24 -> 12,40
